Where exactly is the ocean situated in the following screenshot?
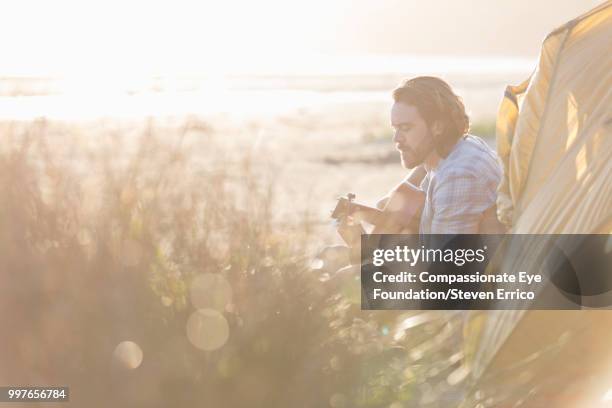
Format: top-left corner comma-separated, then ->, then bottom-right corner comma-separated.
0,55 -> 534,121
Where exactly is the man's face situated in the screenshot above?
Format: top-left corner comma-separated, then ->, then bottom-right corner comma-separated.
390,102 -> 434,169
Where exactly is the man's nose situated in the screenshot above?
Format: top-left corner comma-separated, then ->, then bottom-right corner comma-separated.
393,130 -> 402,144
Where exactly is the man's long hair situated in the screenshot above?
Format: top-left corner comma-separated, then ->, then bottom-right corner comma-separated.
392,76 -> 470,158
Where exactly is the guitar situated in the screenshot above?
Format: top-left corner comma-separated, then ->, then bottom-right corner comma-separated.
330,179 -> 426,256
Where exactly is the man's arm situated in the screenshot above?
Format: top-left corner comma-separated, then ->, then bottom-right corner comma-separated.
376,165 -> 427,210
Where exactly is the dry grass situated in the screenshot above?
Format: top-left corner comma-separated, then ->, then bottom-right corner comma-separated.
0,115 -> 468,407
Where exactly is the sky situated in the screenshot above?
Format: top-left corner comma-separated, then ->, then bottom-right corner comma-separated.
0,0 -> 603,76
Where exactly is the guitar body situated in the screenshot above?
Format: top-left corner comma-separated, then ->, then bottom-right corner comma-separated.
372,181 -> 425,234
332,181 -> 425,245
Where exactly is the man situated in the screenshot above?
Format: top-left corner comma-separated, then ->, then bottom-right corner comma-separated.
318,76 -> 502,278
324,77 -> 505,405
386,76 -> 502,234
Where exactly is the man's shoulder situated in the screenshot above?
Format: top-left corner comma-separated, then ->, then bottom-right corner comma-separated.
435,135 -> 501,181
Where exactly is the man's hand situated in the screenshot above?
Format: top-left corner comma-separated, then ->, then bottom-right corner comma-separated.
336,217 -> 363,246
336,218 -> 365,265
375,196 -> 390,210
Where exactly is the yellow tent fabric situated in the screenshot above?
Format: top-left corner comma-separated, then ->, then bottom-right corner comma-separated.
497,1 -> 612,234
465,0 -> 612,394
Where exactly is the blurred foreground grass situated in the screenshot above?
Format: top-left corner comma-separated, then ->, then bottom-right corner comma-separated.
0,118 -> 465,407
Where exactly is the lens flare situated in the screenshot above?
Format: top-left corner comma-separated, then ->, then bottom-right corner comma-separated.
186,308 -> 230,351
113,341 -> 143,369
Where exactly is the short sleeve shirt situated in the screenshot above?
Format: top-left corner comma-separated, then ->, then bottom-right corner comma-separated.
418,135 -> 502,234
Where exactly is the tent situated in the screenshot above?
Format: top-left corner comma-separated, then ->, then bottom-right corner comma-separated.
462,2 -> 612,406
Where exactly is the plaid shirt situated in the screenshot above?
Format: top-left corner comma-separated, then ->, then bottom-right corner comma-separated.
417,135 -> 502,234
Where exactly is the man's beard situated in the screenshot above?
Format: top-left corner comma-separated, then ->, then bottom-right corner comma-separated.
400,148 -> 421,169
399,137 -> 435,169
